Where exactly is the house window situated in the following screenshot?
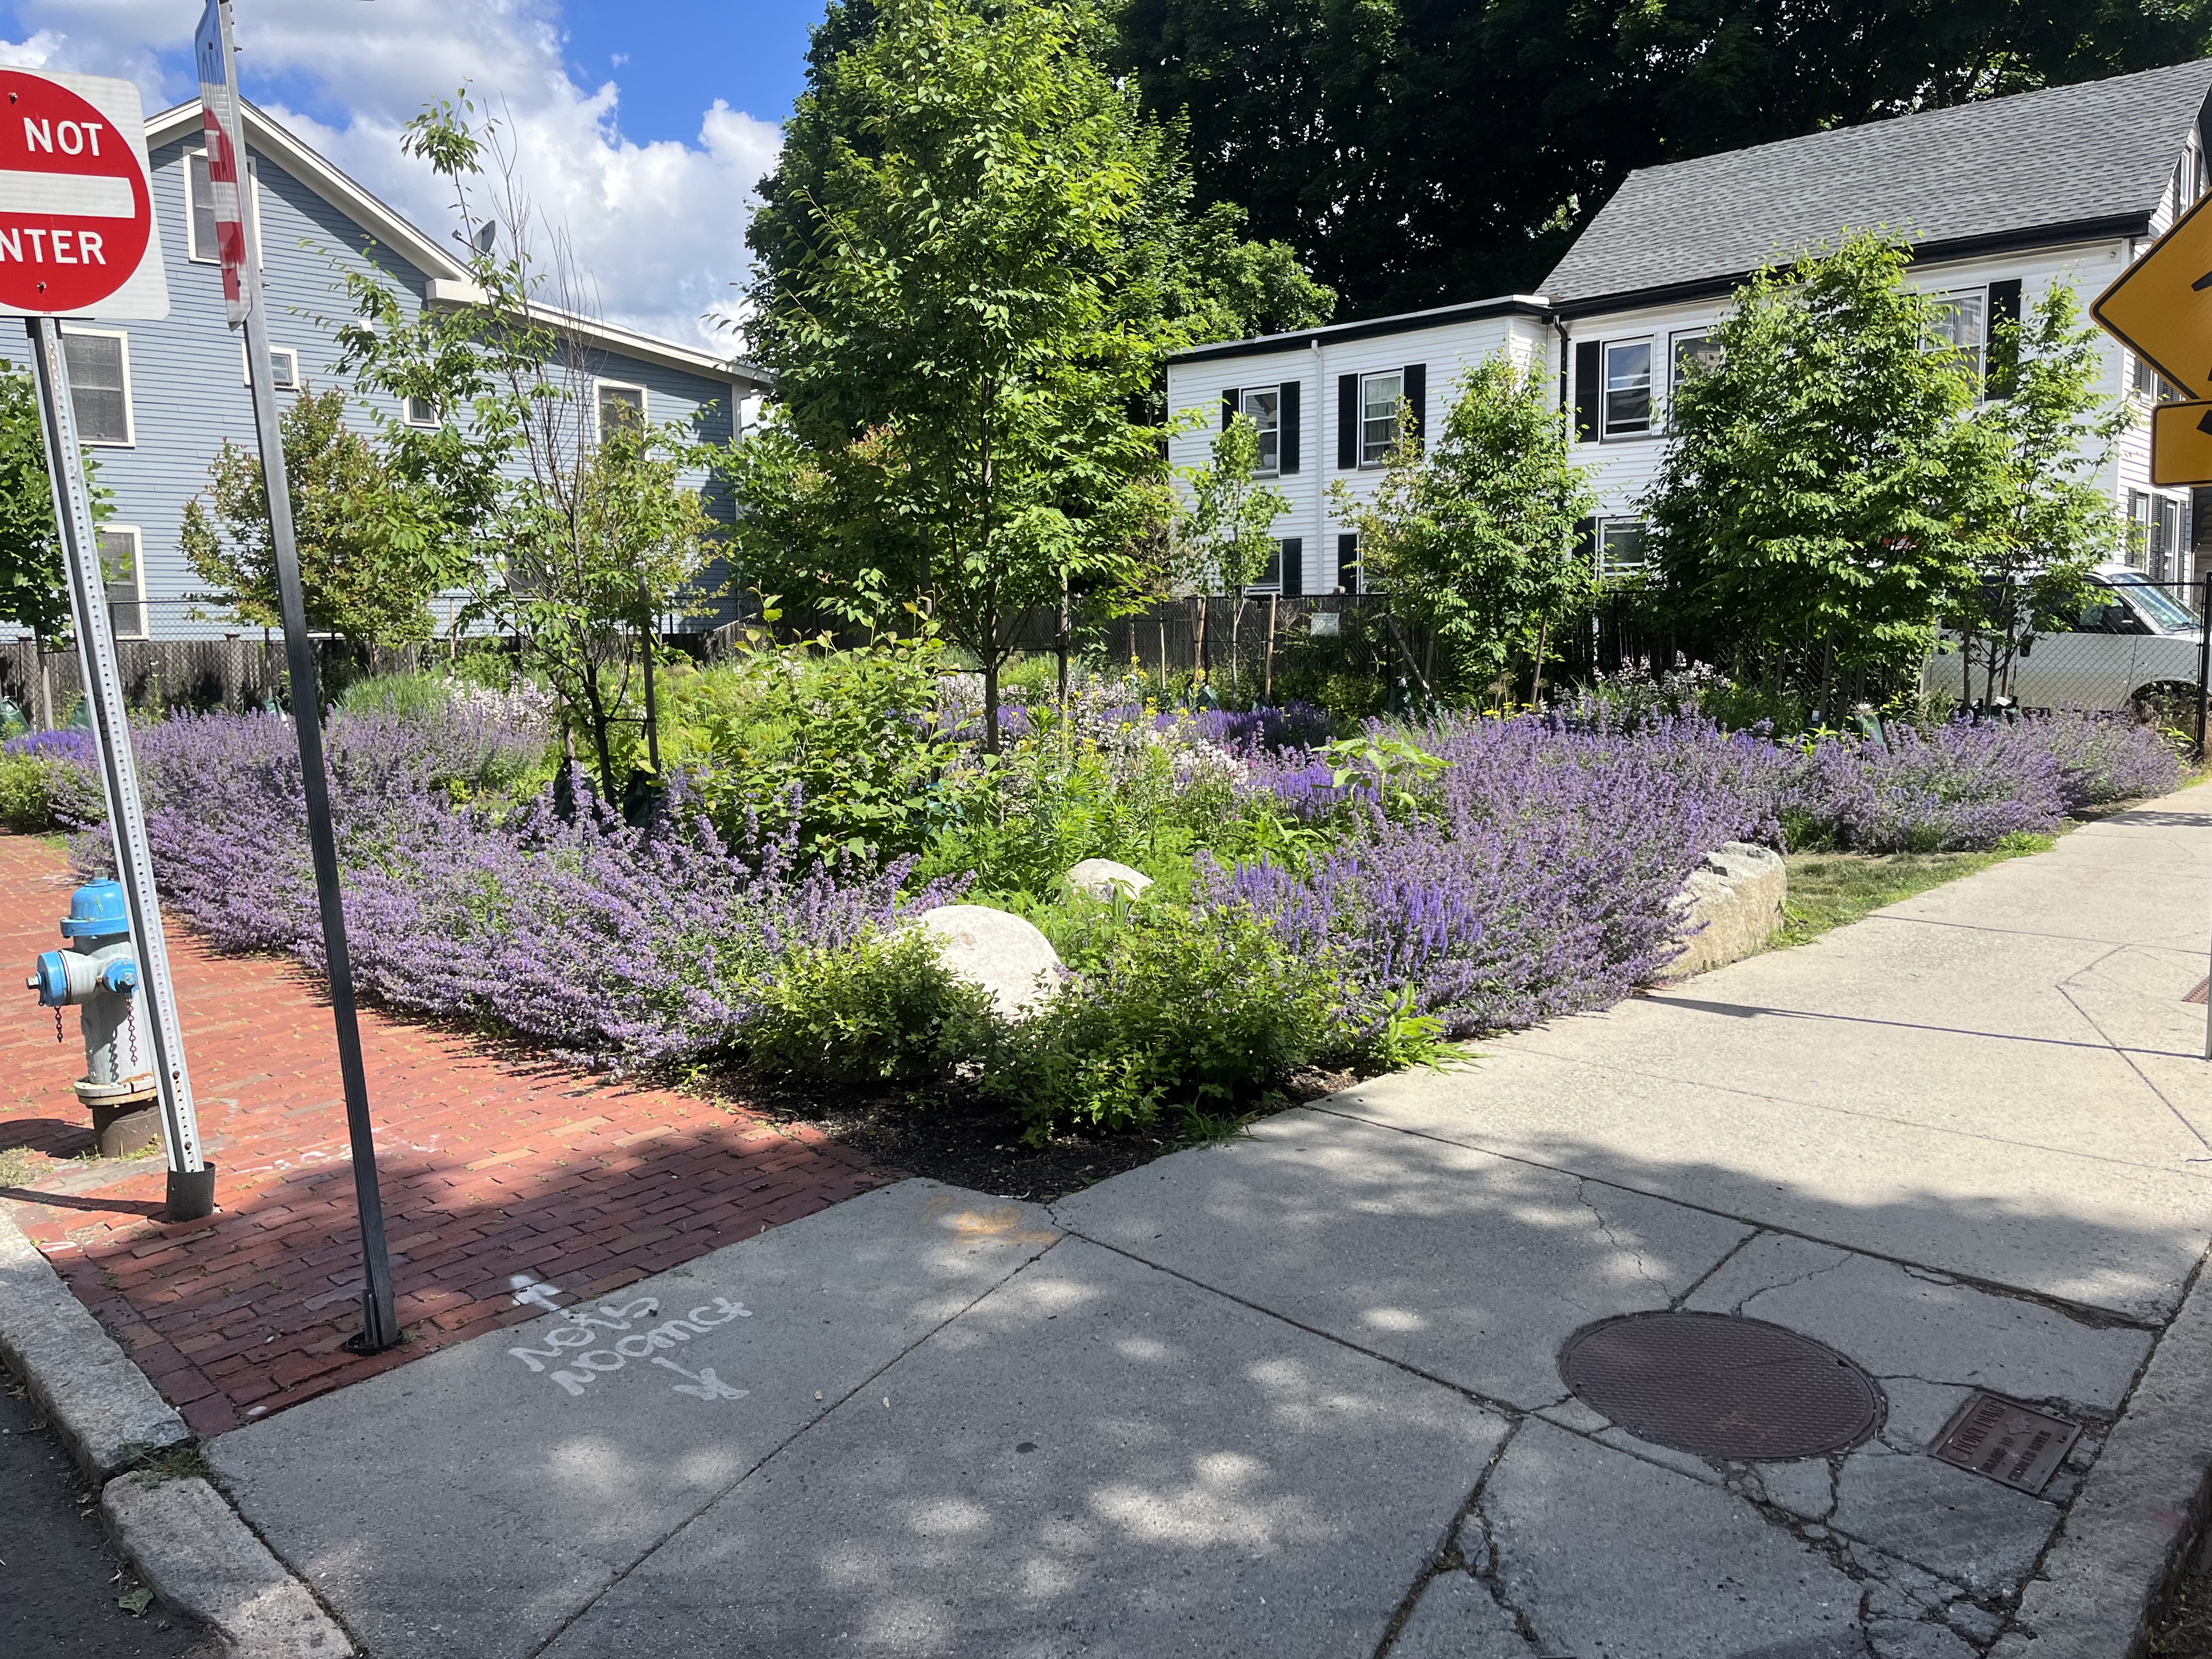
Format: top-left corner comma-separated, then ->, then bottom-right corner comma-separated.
2129,492 -> 2153,572
62,330 -> 132,445
1930,290 -> 1987,379
97,526 -> 144,640
241,345 -> 298,391
1602,341 -> 1652,438
1669,331 -> 1720,403
1360,371 -> 1402,466
1597,517 -> 1647,577
404,395 -> 441,427
184,149 -> 261,266
1239,387 -> 1280,474
1251,538 -> 1284,592
2134,353 -> 2187,403
595,381 -> 646,438
2153,494 -> 2183,581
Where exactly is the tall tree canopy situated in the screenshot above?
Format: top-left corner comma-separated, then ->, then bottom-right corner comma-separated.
740,0 -> 1331,747
1111,0 -> 2212,318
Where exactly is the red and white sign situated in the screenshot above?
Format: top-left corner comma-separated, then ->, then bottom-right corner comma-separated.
0,70 -> 165,319
194,0 -> 248,328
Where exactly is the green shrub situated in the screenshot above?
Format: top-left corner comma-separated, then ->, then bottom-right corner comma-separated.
979,907 -> 1342,1139
0,751 -> 58,832
340,671 -> 456,723
746,928 -> 996,1085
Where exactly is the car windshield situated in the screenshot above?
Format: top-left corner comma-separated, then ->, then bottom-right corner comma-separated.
2106,573 -> 2202,634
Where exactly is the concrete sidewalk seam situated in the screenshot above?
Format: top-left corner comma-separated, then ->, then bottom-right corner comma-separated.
1299,1099 -> 2168,1333
515,1227 -> 1075,1659
1462,1040 -> 2212,1170
1991,1244 -> 2212,1659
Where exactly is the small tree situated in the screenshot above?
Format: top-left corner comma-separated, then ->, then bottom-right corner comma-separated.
1646,232 -> 1984,719
0,366 -> 70,648
1175,412 -> 1289,695
1950,282 -> 2130,708
330,95 -> 720,798
180,386 -> 458,651
1334,356 -> 1595,705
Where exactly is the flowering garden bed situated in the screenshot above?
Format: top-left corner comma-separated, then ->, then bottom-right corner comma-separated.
0,668 -> 2182,1150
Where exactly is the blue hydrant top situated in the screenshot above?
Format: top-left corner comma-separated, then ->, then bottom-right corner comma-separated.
60,880 -> 128,940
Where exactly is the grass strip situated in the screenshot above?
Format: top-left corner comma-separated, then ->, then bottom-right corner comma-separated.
1777,833 -> 2057,946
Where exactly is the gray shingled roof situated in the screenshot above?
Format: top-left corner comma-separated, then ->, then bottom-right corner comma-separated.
1542,59 -> 2212,304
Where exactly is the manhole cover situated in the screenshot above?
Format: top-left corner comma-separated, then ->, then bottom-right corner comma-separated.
1560,1312 -> 1885,1461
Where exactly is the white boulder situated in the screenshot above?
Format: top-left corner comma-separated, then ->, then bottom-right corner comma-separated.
1065,859 -> 1153,901
904,905 -> 1064,1018
1668,841 -> 1787,978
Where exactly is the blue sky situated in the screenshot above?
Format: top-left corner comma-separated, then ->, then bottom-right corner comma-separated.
0,0 -> 823,346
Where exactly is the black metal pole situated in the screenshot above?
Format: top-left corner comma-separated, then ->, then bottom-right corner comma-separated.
2197,570 -> 2210,764
216,0 -> 398,1352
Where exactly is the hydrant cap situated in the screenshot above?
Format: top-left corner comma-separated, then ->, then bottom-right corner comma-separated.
30,949 -> 67,1006
60,881 -> 128,940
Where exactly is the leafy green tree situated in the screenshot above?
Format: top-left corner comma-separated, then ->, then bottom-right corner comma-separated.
180,386 -> 459,651
1113,0 -> 2212,317
1333,356 -> 1597,705
329,96 -> 721,797
1645,233 -> 1985,718
742,0 -> 1330,749
1949,282 -> 2131,708
1173,413 -> 1289,695
0,364 -> 104,650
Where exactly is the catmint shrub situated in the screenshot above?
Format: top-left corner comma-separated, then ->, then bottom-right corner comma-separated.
980,908 -> 1342,1140
747,929 -> 995,1085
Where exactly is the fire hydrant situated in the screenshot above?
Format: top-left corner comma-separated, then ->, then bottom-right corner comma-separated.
26,880 -> 162,1158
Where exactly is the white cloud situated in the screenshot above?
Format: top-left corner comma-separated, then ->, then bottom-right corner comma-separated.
0,0 -> 781,351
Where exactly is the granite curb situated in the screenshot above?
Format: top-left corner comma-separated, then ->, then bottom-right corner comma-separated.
1992,1250 -> 2212,1659
0,1204 -> 355,1657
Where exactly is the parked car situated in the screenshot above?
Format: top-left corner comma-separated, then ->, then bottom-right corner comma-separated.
1923,566 -> 2204,714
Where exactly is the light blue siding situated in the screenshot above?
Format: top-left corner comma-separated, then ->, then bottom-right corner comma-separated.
0,125 -> 743,642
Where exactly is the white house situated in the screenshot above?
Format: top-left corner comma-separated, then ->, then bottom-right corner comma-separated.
1163,58 -> 2212,592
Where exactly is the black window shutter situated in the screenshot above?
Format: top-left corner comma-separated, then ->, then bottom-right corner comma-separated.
1338,532 -> 1359,591
1338,375 -> 1359,469
1279,380 -> 1300,473
1577,516 -> 1598,568
1222,389 -> 1238,430
1573,342 -> 1601,441
1987,280 -> 2023,398
1402,363 -> 1427,451
1280,538 -> 1303,596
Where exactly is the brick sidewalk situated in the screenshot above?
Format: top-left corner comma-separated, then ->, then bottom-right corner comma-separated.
0,833 -> 890,1435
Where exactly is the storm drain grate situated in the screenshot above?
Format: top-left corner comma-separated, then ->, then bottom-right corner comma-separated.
2185,977 -> 2208,1006
1560,1312 -> 1885,1462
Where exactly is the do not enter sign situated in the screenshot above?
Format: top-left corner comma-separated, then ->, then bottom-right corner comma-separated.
0,70 -> 166,319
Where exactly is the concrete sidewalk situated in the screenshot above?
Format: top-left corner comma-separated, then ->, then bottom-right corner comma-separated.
200,794 -> 2212,1657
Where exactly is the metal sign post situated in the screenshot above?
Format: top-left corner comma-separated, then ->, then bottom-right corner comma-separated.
199,0 -> 399,1351
0,66 -> 208,1217
27,321 -> 212,1219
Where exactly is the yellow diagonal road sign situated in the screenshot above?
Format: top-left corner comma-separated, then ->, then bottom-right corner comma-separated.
2151,399 -> 2212,486
2094,190 -> 2212,400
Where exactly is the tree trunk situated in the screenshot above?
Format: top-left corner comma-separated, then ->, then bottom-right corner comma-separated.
1817,637 -> 1834,731
1264,593 -> 1278,701
637,578 -> 662,775
1192,595 -> 1206,689
1530,607 -> 1553,708
1056,575 -> 1070,710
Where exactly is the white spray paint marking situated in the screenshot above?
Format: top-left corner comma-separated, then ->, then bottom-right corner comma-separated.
506,1295 -> 754,1398
654,1359 -> 749,1401
509,1274 -> 566,1313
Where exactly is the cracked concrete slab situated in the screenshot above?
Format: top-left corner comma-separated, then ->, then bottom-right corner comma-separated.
1051,1109 -> 1749,1409
1387,1571 -> 1537,1657
1830,1448 -> 2060,1599
1681,1232 -> 2154,1414
537,1236 -> 1508,1659
1479,1419 -> 1865,1658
